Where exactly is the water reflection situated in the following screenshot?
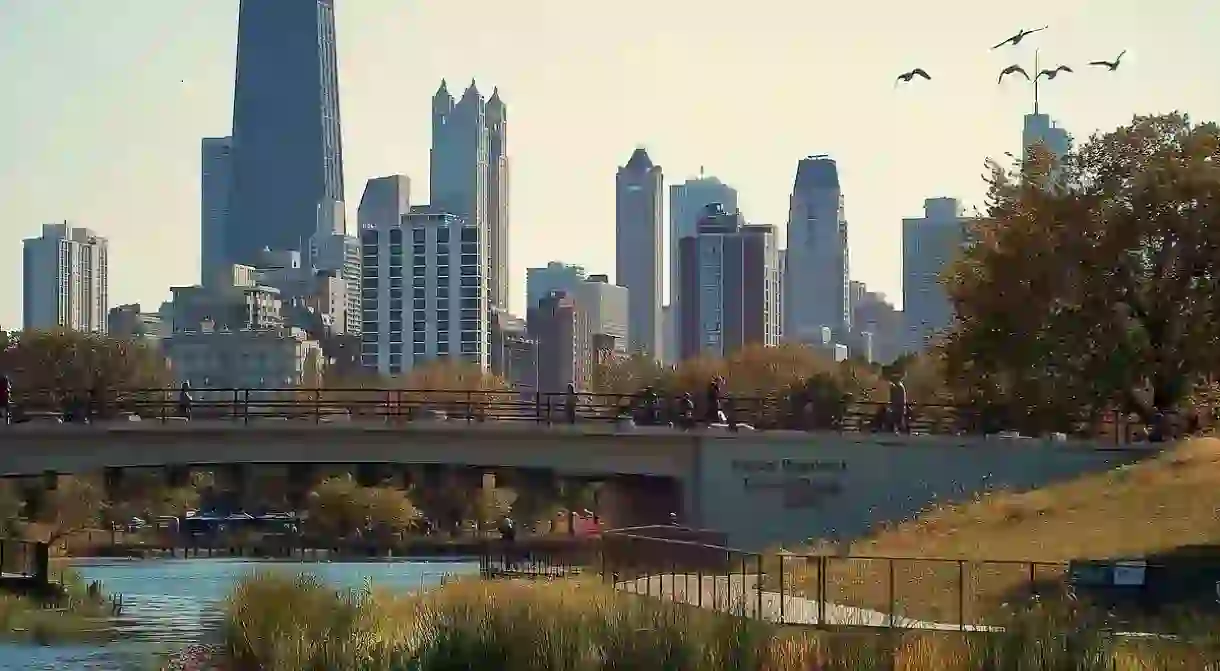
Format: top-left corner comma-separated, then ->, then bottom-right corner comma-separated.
0,556 -> 480,670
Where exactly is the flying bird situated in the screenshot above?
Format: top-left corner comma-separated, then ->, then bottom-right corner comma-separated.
1088,50 -> 1127,71
895,68 -> 931,84
1036,65 -> 1073,80
992,26 -> 1048,50
997,65 -> 1031,84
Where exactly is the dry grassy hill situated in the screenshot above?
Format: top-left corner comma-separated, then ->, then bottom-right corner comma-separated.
848,437 -> 1220,562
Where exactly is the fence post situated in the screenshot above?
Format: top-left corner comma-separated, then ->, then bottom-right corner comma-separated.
818,556 -> 827,626
888,558 -> 896,628
778,554 -> 786,625
755,554 -> 764,622
958,560 -> 966,631
1029,561 -> 1036,599
243,389 -> 250,425
314,389 -> 321,424
465,390 -> 473,423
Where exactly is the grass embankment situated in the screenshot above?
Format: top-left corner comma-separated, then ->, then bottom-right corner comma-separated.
780,437 -> 1220,625
0,568 -> 115,643
221,573 -> 1218,671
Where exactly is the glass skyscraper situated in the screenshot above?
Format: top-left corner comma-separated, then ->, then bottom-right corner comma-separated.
227,0 -> 345,267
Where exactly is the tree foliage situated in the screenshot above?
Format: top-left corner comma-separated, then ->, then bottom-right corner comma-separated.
597,343 -> 884,402
944,113 -> 1220,430
0,329 -> 170,407
305,475 -> 420,538
37,476 -> 108,544
320,360 -> 514,416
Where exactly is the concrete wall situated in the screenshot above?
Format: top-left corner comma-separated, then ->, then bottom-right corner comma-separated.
694,434 -> 1153,550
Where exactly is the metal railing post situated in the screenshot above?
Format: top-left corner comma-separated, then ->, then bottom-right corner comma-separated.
958,559 -> 966,631
465,390 -> 473,423
314,388 -> 321,424
778,554 -> 786,625
888,558 -> 896,628
232,389 -> 239,421
243,389 -> 250,425
755,553 -> 764,621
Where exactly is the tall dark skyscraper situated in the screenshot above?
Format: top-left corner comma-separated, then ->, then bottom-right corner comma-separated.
227,0 -> 345,267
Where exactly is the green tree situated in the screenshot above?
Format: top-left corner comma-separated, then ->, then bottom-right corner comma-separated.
306,475 -> 420,538
944,113 -> 1220,429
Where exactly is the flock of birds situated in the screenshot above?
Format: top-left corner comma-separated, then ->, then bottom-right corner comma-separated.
895,26 -> 1126,86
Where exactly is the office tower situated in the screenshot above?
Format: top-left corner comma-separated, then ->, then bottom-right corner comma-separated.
1022,112 -> 1070,165
22,222 -> 109,332
200,136 -> 233,286
490,308 -> 537,390
668,173 -> 738,305
676,204 -> 780,360
227,0 -> 345,268
785,155 -> 850,344
486,88 -> 510,311
575,274 -> 630,354
615,147 -> 664,358
361,207 -> 489,374
310,198 -> 360,335
430,81 -> 491,290
528,290 -> 590,393
526,261 -> 587,310
903,197 -> 968,352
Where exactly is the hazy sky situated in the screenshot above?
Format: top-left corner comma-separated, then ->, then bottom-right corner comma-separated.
0,0 -> 1215,327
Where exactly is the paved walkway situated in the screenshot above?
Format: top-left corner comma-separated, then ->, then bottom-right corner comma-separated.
613,573 -> 1000,631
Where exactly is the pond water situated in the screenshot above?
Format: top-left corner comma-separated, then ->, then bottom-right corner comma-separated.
0,556 -> 480,670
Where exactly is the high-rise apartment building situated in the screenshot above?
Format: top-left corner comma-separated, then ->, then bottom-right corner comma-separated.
676,204 -> 780,360
431,80 -> 510,311
227,0 -> 345,268
526,261 -> 587,310
785,155 -> 850,344
902,197 -> 968,352
361,207 -> 489,374
200,136 -> 233,286
668,173 -> 738,305
615,147 -> 664,358
22,222 -> 109,333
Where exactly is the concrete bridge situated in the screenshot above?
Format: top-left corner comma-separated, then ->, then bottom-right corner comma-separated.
0,421 -> 1154,549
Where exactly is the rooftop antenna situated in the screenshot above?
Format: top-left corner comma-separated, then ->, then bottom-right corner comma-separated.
699,165 -> 705,178
1032,48 -> 1040,115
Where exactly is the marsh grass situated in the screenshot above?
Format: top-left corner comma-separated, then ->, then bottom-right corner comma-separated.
220,573 -> 1220,670
0,568 -> 115,643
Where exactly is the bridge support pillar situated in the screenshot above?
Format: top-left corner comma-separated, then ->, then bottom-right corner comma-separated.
103,467 -> 124,501
596,475 -> 684,530
287,464 -> 317,510
165,465 -> 190,489
355,463 -> 386,488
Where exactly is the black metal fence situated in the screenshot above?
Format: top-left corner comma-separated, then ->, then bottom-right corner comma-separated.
0,386 -> 1147,440
479,531 -> 1161,631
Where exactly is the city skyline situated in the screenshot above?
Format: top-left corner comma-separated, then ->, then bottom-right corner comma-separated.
0,0 -> 1214,328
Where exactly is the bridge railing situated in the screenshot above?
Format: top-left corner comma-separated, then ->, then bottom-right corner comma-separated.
3,386 -> 1145,440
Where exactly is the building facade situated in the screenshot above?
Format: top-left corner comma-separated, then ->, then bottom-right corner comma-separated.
486,88 -> 510,312
668,174 -> 738,306
200,136 -> 233,286
361,207 -> 489,374
22,222 -> 109,333
785,155 -> 850,345
676,204 -> 780,360
526,261 -> 587,310
574,274 -> 629,354
528,290 -> 590,393
163,324 -> 322,397
615,147 -> 664,358
107,304 -> 166,344
902,197 -> 968,352
226,0 -> 344,268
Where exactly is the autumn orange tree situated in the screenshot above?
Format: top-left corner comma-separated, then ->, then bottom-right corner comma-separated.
944,113 -> 1220,432
0,329 -> 170,412
320,359 -> 514,416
